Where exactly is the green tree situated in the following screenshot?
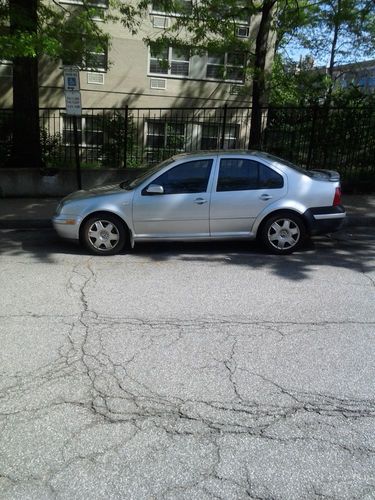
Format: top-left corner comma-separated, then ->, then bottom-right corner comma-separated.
0,0 -> 110,168
269,54 -> 330,105
119,0 -> 320,148
293,0 -> 375,98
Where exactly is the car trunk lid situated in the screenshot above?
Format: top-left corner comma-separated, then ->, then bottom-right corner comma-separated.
308,169 -> 341,182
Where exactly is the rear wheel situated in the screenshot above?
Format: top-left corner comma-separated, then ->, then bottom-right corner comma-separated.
260,213 -> 306,254
81,214 -> 127,255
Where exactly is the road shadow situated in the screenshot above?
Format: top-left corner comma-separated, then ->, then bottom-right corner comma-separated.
1,228 -> 374,282
129,232 -> 375,281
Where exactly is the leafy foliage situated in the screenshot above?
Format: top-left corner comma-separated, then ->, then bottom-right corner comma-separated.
290,0 -> 375,71
0,0 -> 111,62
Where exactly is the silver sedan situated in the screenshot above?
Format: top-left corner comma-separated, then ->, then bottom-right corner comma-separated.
53,151 -> 346,255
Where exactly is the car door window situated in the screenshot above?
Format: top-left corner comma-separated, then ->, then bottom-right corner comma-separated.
217,159 -> 259,191
259,164 -> 284,188
217,158 -> 283,191
146,159 -> 213,194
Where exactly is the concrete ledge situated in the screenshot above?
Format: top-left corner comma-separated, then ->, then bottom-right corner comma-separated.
0,168 -> 144,197
346,216 -> 375,227
0,219 -> 53,229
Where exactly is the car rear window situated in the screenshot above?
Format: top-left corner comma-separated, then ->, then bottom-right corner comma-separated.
258,153 -> 313,177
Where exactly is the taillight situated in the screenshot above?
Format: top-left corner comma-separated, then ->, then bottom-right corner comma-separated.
333,187 -> 341,206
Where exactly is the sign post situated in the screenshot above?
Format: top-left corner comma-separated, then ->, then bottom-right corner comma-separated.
63,66 -> 82,190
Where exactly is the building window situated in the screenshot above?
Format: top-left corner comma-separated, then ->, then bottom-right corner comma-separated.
60,0 -> 109,7
146,120 -> 185,151
63,38 -> 108,72
151,0 -> 192,15
201,123 -> 239,150
149,47 -> 190,77
206,54 -> 225,79
206,52 -> 245,82
85,46 -> 108,72
0,60 -> 12,78
63,115 -> 104,147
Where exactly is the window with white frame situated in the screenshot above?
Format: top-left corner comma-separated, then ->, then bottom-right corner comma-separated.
201,123 -> 239,150
146,120 -> 185,150
206,53 -> 225,79
0,60 -> 12,78
62,37 -> 108,72
60,0 -> 108,7
151,0 -> 192,15
149,47 -> 190,77
63,115 -> 104,147
206,52 -> 245,82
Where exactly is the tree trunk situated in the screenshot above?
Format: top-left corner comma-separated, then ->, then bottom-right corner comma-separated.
325,0 -> 341,104
8,0 -> 43,168
248,0 -> 276,149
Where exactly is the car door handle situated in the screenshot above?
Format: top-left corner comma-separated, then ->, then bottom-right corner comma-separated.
260,194 -> 272,201
194,198 -> 208,205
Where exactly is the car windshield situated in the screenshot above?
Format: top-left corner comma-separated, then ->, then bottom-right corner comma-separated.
120,159 -> 175,190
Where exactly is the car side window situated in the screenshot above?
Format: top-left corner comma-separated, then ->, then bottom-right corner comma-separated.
217,158 -> 284,191
145,159 -> 213,195
217,159 -> 259,191
259,164 -> 284,189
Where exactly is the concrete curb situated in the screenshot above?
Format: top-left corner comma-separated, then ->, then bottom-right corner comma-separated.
1,216 -> 374,230
0,219 -> 53,229
346,216 -> 375,227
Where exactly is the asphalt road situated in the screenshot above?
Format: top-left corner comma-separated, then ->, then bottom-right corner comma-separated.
0,229 -> 375,499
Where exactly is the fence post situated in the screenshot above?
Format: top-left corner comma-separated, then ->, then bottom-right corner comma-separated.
123,105 -> 128,169
220,104 -> 228,149
307,105 -> 318,169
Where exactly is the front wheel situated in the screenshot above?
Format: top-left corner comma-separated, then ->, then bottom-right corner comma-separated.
260,213 -> 306,255
81,214 -> 127,255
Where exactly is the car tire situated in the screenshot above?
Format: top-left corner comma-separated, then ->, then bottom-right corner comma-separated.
260,212 -> 306,255
81,213 -> 128,256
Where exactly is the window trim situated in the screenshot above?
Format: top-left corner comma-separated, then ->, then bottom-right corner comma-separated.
150,0 -> 193,17
201,123 -> 239,150
0,60 -> 13,78
62,114 -> 104,148
146,119 -> 186,151
206,52 -> 245,83
62,40 -> 108,73
59,0 -> 109,7
148,46 -> 190,78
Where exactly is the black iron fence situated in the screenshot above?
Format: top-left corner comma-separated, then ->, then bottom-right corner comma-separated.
1,105 -> 375,185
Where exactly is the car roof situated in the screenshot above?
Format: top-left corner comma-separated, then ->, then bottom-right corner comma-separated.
172,150 -> 276,161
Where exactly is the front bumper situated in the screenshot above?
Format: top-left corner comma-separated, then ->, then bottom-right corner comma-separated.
304,205 -> 346,235
52,215 -> 81,240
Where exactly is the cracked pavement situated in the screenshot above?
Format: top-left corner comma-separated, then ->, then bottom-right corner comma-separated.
0,228 -> 375,499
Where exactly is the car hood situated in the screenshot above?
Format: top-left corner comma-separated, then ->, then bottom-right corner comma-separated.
63,183 -> 124,202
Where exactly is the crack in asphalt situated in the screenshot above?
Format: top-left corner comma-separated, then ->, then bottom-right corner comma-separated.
1,259 -> 374,499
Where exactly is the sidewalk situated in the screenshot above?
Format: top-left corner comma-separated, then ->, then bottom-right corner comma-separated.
0,194 -> 374,229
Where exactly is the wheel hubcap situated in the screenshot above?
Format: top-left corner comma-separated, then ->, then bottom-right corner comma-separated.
88,220 -> 120,251
268,218 -> 300,250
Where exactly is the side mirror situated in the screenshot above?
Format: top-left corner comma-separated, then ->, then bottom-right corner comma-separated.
146,184 -> 164,195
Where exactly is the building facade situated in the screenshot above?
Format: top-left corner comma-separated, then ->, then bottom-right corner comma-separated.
0,1 -> 275,167
1,0 -> 276,109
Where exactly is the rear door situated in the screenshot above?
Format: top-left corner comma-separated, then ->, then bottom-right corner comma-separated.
209,156 -> 287,236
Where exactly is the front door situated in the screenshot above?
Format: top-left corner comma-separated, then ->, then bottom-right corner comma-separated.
133,158 -> 214,238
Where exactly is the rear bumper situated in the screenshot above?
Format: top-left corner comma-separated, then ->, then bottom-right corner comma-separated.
304,205 -> 346,235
